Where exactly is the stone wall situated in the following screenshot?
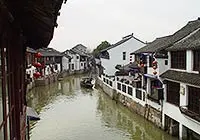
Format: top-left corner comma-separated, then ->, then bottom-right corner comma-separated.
97,77 -> 162,128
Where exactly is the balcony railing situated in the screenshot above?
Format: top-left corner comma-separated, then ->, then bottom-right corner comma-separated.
179,106 -> 200,122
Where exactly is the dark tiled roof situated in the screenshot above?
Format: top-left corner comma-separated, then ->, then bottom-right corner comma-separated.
62,50 -> 76,55
167,28 -> 200,51
63,54 -> 71,59
101,33 -> 145,52
160,70 -> 200,87
71,44 -> 87,50
132,36 -> 171,54
26,47 -> 37,53
71,48 -> 89,57
132,19 -> 200,54
37,48 -> 62,57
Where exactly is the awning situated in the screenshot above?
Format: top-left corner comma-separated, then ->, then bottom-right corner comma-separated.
144,74 -> 158,79
27,107 -> 40,121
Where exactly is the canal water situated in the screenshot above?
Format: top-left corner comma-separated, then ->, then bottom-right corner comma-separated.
27,75 -> 177,140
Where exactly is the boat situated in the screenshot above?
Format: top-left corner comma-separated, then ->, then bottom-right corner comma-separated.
80,77 -> 95,89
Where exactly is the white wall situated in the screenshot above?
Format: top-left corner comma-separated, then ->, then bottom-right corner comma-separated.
70,54 -> 80,71
80,61 -> 87,70
101,37 -> 145,76
187,50 -> 193,73
62,56 -> 69,71
101,75 -> 146,106
157,58 -> 169,75
44,64 -> 61,76
26,66 -> 36,79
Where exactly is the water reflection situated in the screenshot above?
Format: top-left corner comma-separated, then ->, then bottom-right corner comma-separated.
27,76 -> 177,140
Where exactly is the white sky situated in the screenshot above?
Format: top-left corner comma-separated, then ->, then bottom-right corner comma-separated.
49,0 -> 200,52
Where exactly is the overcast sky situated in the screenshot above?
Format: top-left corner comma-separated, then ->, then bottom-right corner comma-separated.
49,0 -> 200,52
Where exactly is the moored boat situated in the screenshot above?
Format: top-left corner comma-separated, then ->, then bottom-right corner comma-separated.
80,77 -> 95,89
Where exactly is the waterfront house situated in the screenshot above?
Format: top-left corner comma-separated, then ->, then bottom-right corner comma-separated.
63,45 -> 90,73
132,18 -> 200,104
99,33 -> 145,76
71,44 -> 90,72
127,19 -> 200,138
37,48 -> 62,76
160,28 -> 200,140
62,53 -> 71,72
26,47 -> 37,91
62,50 -> 80,72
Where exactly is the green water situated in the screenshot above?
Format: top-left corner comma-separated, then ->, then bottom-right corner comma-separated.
27,75 -> 177,140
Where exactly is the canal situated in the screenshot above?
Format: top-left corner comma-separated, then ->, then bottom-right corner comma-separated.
27,75 -> 177,140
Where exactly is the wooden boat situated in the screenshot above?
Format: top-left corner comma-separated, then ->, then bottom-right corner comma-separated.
80,77 -> 95,89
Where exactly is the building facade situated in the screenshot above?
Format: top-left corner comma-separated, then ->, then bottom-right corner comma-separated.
100,33 -> 145,76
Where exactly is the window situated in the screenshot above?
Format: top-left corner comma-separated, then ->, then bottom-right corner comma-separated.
165,60 -> 168,65
117,83 -> 121,90
77,56 -> 79,59
171,51 -> 186,70
149,55 -> 153,67
193,50 -> 200,71
136,89 -> 142,100
167,81 -> 180,106
188,86 -> 200,114
109,81 -> 113,87
123,52 -> 126,60
72,64 -> 74,70
81,63 -> 83,66
122,84 -> 126,93
128,87 -> 133,96
55,65 -> 58,70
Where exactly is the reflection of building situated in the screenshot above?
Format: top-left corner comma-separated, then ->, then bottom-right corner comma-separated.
97,93 -> 171,140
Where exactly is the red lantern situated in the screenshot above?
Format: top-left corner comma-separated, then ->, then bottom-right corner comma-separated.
153,71 -> 157,75
32,62 -> 42,68
152,61 -> 157,65
153,65 -> 157,70
35,52 -> 42,58
33,72 -> 41,79
140,63 -> 144,67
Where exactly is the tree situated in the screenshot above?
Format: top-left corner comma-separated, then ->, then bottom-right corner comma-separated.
92,41 -> 111,57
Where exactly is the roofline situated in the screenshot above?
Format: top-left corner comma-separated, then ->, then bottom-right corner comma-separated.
101,33 -> 145,52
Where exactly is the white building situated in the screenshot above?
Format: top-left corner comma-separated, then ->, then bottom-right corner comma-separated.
130,18 -> 200,139
37,48 -> 62,76
62,50 -> 81,71
160,27 -> 200,139
63,44 -> 90,72
62,54 -> 71,71
100,33 -> 145,76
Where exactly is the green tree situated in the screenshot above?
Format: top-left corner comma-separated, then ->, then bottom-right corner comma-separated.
93,41 -> 111,57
